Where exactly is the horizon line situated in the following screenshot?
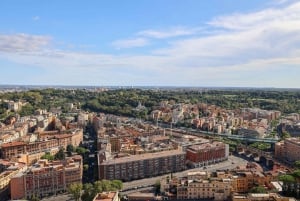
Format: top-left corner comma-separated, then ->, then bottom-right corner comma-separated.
0,84 -> 300,90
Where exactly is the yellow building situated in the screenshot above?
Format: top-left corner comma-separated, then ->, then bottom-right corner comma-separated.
232,171 -> 268,193
232,193 -> 296,201
162,169 -> 271,201
174,171 -> 233,200
0,160 -> 26,192
187,179 -> 232,200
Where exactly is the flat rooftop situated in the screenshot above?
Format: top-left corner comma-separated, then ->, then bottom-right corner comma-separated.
101,149 -> 184,165
94,192 -> 117,201
188,142 -> 225,151
188,171 -> 207,176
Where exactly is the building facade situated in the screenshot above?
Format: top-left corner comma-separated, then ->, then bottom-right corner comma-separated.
161,170 -> 271,201
0,129 -> 83,164
275,138 -> 300,163
186,179 -> 232,200
10,155 -> 82,200
0,160 -> 27,200
161,171 -> 233,201
232,193 -> 295,201
109,136 -> 121,153
98,149 -> 185,181
186,141 -> 229,166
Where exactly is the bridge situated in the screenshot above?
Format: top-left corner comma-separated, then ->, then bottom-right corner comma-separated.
237,144 -> 294,171
165,128 -> 279,144
217,133 -> 279,143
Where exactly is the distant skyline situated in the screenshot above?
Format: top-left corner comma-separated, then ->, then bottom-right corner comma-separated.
1,0 -> 300,87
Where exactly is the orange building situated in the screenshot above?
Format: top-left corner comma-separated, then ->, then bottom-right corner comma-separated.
93,192 -> 119,201
186,141 -> 229,166
231,171 -> 268,193
10,155 -> 82,200
109,136 -> 121,153
0,129 -> 83,163
274,141 -> 285,159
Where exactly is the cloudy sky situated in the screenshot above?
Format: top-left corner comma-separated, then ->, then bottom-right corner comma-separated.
0,0 -> 300,87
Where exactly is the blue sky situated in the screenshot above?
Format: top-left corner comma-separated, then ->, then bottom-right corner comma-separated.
0,0 -> 300,87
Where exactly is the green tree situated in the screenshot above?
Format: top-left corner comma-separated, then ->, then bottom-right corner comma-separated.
249,142 -> 271,151
100,180 -> 112,192
81,183 -> 94,201
93,181 -> 103,194
154,180 -> 161,194
92,180 -> 123,194
83,164 -> 89,171
68,183 -> 82,201
55,148 -> 66,160
23,91 -> 43,105
76,146 -> 88,155
19,103 -> 34,116
279,175 -> 296,183
282,131 -> 291,140
67,144 -> 75,153
30,194 -> 40,201
111,180 -> 123,190
67,144 -> 75,156
294,161 -> 300,169
250,186 -> 267,193
292,169 -> 300,179
41,153 -> 54,161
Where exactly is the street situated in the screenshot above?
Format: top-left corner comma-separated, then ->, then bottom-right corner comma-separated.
123,155 -> 248,191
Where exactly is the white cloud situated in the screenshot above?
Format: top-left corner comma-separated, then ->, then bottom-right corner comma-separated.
111,26 -> 200,50
137,27 -> 200,39
270,0 -> 298,5
155,2 -> 300,65
111,38 -> 148,49
2,1 -> 300,87
0,33 -> 51,52
208,2 -> 300,30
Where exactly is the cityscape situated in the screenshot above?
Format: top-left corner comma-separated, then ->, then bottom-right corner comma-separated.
0,87 -> 300,201
1,0 -> 300,201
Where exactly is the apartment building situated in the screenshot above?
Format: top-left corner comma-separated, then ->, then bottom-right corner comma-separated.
98,149 -> 185,181
275,137 -> 300,163
232,193 -> 295,201
242,108 -> 280,121
162,169 -> 272,201
231,171 -> 267,193
109,136 -> 121,153
0,129 -> 83,163
7,101 -> 23,112
274,141 -> 285,159
10,155 -> 82,200
0,160 -> 26,195
93,192 -> 119,201
186,178 -> 232,200
161,171 -> 233,201
186,141 -> 229,166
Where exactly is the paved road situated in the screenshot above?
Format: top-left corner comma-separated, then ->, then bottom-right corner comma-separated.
41,156 -> 248,200
41,194 -> 72,201
123,155 -> 248,191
